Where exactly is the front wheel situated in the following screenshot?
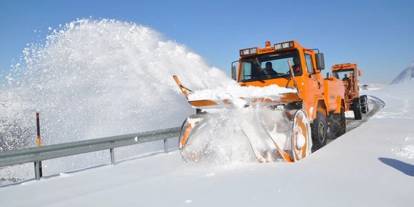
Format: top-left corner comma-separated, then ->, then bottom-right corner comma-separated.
360,95 -> 369,114
352,98 -> 363,120
331,107 -> 346,139
291,110 -> 312,161
311,111 -> 328,152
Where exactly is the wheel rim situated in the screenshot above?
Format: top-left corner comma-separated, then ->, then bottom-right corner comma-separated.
318,121 -> 326,143
291,110 -> 312,161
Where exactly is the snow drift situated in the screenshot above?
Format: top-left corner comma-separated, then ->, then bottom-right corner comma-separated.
391,62 -> 414,84
2,81 -> 414,207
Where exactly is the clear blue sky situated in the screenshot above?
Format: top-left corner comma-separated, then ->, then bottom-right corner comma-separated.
0,0 -> 413,83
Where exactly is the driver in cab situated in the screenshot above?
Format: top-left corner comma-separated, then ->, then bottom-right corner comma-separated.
261,62 -> 278,77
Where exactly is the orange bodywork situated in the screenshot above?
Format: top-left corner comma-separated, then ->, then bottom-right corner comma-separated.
236,41 -> 345,121
172,40 -> 348,163
331,63 -> 361,111
173,40 -> 346,122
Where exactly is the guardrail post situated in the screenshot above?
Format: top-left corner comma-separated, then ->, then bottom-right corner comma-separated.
34,161 -> 42,180
163,138 -> 168,153
110,148 -> 115,164
34,112 -> 43,180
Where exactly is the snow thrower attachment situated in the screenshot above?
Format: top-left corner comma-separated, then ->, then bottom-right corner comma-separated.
173,75 -> 312,163
174,40 -> 349,163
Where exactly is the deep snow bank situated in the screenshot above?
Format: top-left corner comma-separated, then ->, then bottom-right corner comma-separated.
391,62 -> 414,84
368,80 -> 414,160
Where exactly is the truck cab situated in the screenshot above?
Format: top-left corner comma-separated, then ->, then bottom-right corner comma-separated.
331,63 -> 368,120
231,41 -> 346,150
231,41 -> 344,121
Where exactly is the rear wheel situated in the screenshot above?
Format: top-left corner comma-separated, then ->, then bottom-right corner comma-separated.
352,98 -> 362,120
338,107 -> 346,136
311,111 -> 328,152
360,95 -> 369,114
331,107 -> 346,138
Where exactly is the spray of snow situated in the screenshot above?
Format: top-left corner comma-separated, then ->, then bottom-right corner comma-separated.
2,18 -> 230,146
0,18 -> 297,180
0,19 -> 231,180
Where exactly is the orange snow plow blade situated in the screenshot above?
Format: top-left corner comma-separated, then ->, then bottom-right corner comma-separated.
172,75 -> 300,109
172,75 -> 311,163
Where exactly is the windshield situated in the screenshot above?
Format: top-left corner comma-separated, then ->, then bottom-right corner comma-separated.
240,51 -> 302,81
333,70 -> 354,80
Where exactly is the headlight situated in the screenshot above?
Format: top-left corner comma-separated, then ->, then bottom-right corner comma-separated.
274,43 -> 282,50
239,47 -> 258,56
274,41 -> 293,50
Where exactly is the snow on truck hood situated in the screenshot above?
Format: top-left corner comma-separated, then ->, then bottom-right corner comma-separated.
188,84 -> 296,101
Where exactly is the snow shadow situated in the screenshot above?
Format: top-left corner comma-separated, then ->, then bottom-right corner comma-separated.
378,157 -> 414,176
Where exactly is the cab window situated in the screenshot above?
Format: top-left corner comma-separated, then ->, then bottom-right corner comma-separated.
305,54 -> 314,74
242,62 -> 252,79
240,51 -> 302,81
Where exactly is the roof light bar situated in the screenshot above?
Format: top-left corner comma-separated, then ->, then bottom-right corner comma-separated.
240,47 -> 257,56
274,41 -> 294,50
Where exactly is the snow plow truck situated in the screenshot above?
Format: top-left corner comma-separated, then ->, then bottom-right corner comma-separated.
173,40 -> 362,163
331,63 -> 369,120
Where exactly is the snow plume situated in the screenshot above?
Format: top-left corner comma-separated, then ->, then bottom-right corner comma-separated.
391,62 -> 414,84
2,19 -> 230,146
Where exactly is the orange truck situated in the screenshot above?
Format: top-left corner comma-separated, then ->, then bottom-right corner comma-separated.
231,40 -> 346,150
174,40 -> 358,162
331,63 -> 369,120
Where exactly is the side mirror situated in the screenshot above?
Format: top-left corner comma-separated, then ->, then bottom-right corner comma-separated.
231,61 -> 239,81
315,53 -> 325,70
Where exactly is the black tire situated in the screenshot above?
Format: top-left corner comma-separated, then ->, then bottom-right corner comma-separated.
360,95 -> 369,114
178,119 -> 188,146
336,107 -> 346,137
311,111 -> 328,152
352,98 -> 362,120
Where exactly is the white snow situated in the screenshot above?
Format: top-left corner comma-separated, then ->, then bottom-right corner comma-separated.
188,84 -> 296,103
396,145 -> 414,159
1,81 -> 414,206
3,19 -> 229,146
391,62 -> 414,84
1,18 -> 413,206
0,19 -> 230,179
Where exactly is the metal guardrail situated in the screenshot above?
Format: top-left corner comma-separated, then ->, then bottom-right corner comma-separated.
0,127 -> 181,180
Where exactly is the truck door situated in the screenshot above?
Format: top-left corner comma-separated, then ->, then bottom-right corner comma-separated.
303,52 -> 324,115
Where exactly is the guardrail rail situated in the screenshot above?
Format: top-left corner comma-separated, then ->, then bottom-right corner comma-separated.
0,127 -> 181,180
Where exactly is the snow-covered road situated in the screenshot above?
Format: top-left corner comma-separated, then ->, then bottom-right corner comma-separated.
1,84 -> 414,207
